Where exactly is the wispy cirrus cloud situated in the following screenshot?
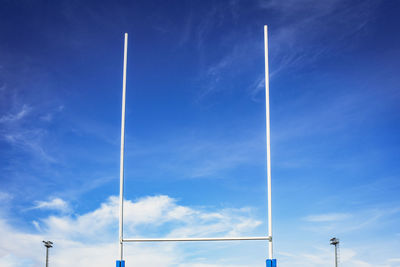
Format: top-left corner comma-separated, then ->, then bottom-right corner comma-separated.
0,104 -> 31,123
303,212 -> 350,222
2,103 -> 66,168
261,0 -> 380,72
199,42 -> 258,100
126,130 -> 264,179
3,128 -> 56,163
0,103 -> 59,164
32,198 -> 71,213
249,0 -> 381,101
0,191 -> 13,202
192,0 -> 381,101
39,105 -> 64,122
302,206 -> 400,234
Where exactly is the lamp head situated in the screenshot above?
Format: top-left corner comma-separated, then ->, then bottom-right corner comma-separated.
330,237 -> 339,245
43,241 -> 53,248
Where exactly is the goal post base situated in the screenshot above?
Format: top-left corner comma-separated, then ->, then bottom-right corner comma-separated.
116,260 -> 125,267
266,259 -> 277,267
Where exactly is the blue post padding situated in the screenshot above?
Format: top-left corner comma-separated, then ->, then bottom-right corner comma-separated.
266,259 -> 277,267
116,260 -> 125,267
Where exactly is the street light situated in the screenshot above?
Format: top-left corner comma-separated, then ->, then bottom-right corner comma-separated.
42,241 -> 53,267
330,237 -> 339,267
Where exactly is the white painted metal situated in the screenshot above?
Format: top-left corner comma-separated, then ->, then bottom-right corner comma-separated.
264,25 -> 273,260
117,28 -> 275,263
119,32 -> 128,262
123,236 -> 272,242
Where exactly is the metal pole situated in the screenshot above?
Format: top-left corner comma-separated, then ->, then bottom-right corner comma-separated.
334,244 -> 338,267
330,237 -> 339,267
264,25 -> 273,260
45,246 -> 49,267
43,241 -> 52,267
119,32 -> 128,262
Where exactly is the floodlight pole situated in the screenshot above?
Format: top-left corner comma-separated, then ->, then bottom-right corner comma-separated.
334,244 -> 338,267
264,25 -> 277,267
330,237 -> 339,267
117,33 -> 128,267
42,241 -> 53,267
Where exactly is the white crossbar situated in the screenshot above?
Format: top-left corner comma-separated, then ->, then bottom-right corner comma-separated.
123,236 -> 271,242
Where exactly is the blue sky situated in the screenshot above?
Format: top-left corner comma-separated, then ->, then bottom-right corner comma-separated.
0,0 -> 400,266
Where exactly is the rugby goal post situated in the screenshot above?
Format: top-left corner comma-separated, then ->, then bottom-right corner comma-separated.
116,26 -> 276,267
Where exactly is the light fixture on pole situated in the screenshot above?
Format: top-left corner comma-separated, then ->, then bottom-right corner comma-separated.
42,240 -> 53,267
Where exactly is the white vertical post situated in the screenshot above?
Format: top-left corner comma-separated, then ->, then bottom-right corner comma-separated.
264,25 -> 273,260
119,32 -> 128,261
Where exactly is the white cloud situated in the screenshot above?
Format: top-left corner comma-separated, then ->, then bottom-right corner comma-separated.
2,128 -> 56,163
33,198 -> 70,213
0,254 -> 35,267
303,213 -> 350,222
0,195 -> 263,267
130,133 -> 264,179
1,195 -> 399,267
32,220 -> 41,231
277,246 -> 398,267
301,207 -> 400,235
40,105 -> 64,122
39,113 -> 53,122
0,192 -> 13,202
0,105 -> 31,123
256,0 -> 380,81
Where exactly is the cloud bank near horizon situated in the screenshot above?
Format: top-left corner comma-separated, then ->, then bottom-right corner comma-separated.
0,194 -> 264,267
